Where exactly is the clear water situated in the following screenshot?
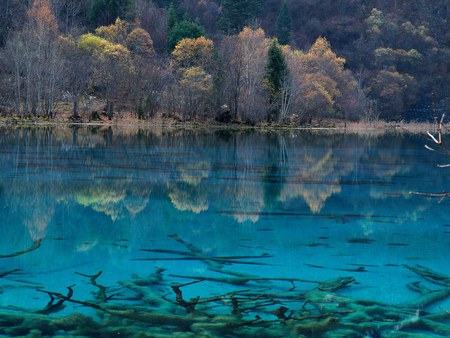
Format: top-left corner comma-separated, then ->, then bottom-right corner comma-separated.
1,126 -> 450,337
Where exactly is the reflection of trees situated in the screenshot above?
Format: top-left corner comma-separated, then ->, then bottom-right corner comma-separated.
169,161 -> 210,213
0,126 -> 425,234
177,161 -> 210,186
278,149 -> 343,212
226,133 -> 267,223
0,128 -> 60,240
232,183 -> 265,223
276,133 -> 364,213
169,183 -> 208,214
20,183 -> 56,240
74,184 -> 151,221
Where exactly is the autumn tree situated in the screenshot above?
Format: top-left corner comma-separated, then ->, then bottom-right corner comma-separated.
126,28 -> 164,119
5,0 -> 62,117
178,66 -> 213,120
288,37 -> 366,122
368,70 -> 417,119
60,36 -> 93,119
78,32 -> 132,120
167,19 -> 205,51
220,27 -> 269,122
95,18 -> 131,44
171,36 -> 214,70
171,37 -> 215,120
78,18 -> 162,119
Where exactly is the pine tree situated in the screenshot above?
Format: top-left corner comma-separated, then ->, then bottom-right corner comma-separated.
167,3 -> 177,31
89,0 -> 135,27
265,40 -> 287,93
265,39 -> 288,120
275,1 -> 291,45
167,19 -> 205,51
218,0 -> 264,34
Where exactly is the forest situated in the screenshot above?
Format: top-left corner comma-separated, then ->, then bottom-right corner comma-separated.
0,0 -> 449,124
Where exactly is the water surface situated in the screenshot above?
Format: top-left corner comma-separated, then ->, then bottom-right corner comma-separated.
0,126 -> 449,337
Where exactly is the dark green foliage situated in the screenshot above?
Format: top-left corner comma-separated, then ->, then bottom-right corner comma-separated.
0,0 -> 27,47
265,40 -> 287,94
265,40 -> 288,120
218,0 -> 264,34
89,0 -> 135,27
167,3 -> 177,31
275,1 -> 291,45
167,20 -> 205,51
154,0 -> 180,8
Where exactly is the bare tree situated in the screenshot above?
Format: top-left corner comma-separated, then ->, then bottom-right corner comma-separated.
60,36 -> 93,119
410,114 -> 450,201
220,27 -> 269,123
51,0 -> 82,34
135,0 -> 167,53
5,0 -> 62,117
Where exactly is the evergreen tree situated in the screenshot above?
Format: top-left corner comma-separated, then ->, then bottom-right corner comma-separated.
89,0 -> 135,27
265,40 -> 287,93
167,19 -> 205,51
218,0 -> 264,34
264,39 -> 288,120
275,1 -> 291,45
154,0 -> 180,8
167,3 -> 177,31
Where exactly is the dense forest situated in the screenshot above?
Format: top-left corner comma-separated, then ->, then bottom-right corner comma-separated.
0,0 -> 449,123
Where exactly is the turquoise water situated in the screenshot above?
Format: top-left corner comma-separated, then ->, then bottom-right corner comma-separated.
1,126 -> 450,337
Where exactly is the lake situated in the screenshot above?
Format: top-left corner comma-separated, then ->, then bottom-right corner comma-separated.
0,126 -> 449,337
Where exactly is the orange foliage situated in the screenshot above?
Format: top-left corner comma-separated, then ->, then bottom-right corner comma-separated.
126,28 -> 155,58
27,0 -> 58,34
304,37 -> 345,75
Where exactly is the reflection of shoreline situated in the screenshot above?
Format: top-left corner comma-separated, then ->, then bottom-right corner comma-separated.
0,128 -> 419,231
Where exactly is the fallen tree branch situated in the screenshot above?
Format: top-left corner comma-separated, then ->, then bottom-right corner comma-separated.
0,239 -> 43,258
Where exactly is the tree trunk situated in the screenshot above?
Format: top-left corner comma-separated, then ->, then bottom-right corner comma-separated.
107,100 -> 113,120
72,97 -> 79,118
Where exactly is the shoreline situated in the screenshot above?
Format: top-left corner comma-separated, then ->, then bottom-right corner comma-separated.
0,115 -> 439,134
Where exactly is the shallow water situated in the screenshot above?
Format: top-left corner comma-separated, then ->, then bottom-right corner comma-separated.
0,126 -> 450,337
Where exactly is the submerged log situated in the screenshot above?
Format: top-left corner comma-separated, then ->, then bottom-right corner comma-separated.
0,239 -> 43,258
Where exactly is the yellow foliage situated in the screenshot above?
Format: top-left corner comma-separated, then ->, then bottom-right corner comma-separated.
95,18 -> 130,44
171,36 -> 214,70
59,34 -> 77,49
177,161 -> 211,186
306,37 -> 345,71
277,150 -> 344,213
75,188 -> 126,221
169,185 -> 208,214
180,66 -> 213,93
78,33 -> 130,59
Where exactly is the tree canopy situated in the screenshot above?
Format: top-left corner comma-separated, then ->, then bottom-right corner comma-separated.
0,0 -> 449,123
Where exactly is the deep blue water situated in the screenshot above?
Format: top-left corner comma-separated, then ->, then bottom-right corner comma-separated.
0,126 -> 450,337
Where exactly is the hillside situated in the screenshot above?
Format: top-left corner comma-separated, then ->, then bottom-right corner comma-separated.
0,0 -> 449,123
